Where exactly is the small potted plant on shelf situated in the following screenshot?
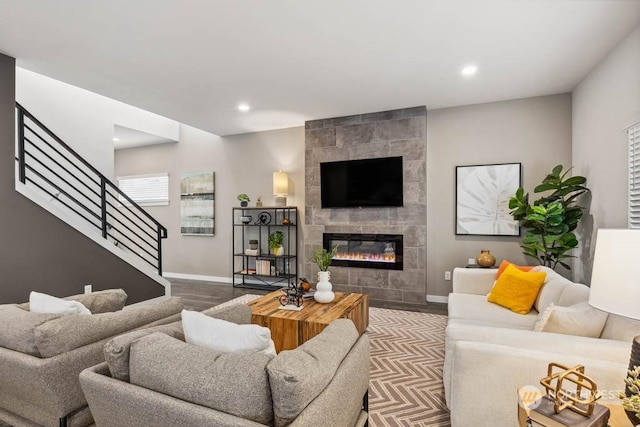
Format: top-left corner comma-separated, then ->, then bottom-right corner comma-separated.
268,231 -> 284,256
237,193 -> 250,207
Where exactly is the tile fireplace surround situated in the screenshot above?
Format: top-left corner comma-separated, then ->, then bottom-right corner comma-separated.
304,106 -> 427,304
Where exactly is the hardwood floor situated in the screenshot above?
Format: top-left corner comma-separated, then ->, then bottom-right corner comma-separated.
169,279 -> 448,315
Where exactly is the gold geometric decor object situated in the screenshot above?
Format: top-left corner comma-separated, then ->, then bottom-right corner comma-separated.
539,362 -> 602,417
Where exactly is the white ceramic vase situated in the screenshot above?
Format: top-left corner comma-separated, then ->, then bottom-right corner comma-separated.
314,270 -> 335,303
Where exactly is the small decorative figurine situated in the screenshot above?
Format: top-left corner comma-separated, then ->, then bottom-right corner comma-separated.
279,282 -> 303,307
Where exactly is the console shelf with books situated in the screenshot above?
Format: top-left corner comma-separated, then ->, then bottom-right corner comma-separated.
232,206 -> 297,290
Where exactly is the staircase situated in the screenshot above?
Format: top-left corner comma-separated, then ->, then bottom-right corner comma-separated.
14,103 -> 168,288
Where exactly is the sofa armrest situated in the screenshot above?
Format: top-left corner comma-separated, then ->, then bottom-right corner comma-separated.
452,267 -> 496,295
80,363 -> 264,427
449,341 -> 627,427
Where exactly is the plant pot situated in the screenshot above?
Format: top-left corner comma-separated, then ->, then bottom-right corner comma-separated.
272,245 -> 284,256
240,201 -> 248,207
314,271 -> 334,303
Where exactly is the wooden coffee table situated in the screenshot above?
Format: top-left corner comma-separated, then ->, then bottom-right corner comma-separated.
247,291 -> 369,353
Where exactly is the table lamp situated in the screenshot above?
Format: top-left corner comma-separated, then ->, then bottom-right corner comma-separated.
588,228 -> 640,424
273,171 -> 288,207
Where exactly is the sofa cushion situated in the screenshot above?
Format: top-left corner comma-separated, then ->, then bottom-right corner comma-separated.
601,314 -> 640,341
0,305 -> 64,356
104,323 -> 184,381
29,291 -> 91,315
448,293 -> 539,329
129,332 -> 274,425
533,302 -> 608,338
487,265 -> 547,314
496,260 -> 534,279
104,303 -> 252,381
18,289 -> 128,314
182,309 -> 275,355
34,297 -> 183,358
267,319 -> 359,427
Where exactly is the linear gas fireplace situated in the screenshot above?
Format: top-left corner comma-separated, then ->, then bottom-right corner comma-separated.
323,233 -> 403,270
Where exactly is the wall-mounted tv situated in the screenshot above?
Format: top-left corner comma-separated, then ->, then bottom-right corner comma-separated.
320,156 -> 403,208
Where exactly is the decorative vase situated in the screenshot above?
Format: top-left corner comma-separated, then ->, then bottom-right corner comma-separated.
314,271 -> 335,303
476,250 -> 496,267
272,245 -> 284,256
625,337 -> 640,426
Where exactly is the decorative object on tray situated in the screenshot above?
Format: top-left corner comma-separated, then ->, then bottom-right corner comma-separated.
476,249 -> 496,267
298,278 -> 311,292
249,239 -> 258,250
312,245 -> 339,303
456,162 -> 521,236
526,362 -> 610,427
237,193 -> 250,207
268,231 -> 284,256
240,215 -> 252,224
255,211 -> 271,225
279,282 -> 303,307
255,196 -> 263,207
282,217 -> 290,225
509,165 -> 589,271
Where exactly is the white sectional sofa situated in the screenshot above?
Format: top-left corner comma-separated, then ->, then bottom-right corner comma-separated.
444,266 -> 638,427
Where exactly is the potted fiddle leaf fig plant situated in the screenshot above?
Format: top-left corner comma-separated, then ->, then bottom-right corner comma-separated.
508,165 -> 590,271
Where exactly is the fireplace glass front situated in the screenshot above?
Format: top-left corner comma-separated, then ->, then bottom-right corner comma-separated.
323,233 -> 403,270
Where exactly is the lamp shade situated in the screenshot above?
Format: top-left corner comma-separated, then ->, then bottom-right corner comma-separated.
273,171 -> 288,196
588,229 -> 640,320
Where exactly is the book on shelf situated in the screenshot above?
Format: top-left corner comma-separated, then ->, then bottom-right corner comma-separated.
528,396 -> 610,427
255,259 -> 273,275
240,269 -> 256,275
244,249 -> 260,256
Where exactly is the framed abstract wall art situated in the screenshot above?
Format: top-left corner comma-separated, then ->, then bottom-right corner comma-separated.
455,163 -> 521,236
180,172 -> 215,236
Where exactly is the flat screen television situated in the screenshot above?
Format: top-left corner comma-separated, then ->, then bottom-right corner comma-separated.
320,156 -> 403,208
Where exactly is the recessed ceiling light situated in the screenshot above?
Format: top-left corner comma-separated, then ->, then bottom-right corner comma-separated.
112,137 -> 120,142
461,65 -> 478,76
238,103 -> 250,112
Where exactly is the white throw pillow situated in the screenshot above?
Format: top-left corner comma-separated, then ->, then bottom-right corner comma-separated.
29,291 -> 91,315
181,309 -> 276,356
533,302 -> 608,338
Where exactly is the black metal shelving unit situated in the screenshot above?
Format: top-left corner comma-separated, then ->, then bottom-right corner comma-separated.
232,206 -> 297,290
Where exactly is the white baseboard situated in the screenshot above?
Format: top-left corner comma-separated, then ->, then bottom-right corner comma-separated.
426,294 -> 449,304
163,272 -> 232,284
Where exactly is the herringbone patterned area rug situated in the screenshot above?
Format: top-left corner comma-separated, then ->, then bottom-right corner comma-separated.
231,294 -> 451,427
368,307 -> 450,427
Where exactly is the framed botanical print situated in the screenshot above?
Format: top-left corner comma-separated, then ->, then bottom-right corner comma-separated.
456,163 -> 521,236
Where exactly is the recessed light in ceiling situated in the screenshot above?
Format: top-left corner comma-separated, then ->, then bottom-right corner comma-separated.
112,137 -> 120,142
461,65 -> 478,76
238,103 -> 250,112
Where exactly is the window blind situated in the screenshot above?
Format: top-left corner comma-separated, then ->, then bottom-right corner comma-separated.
118,173 -> 169,206
629,123 -> 640,228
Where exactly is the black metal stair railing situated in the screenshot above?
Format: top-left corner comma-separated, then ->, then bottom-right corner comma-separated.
15,103 -> 167,274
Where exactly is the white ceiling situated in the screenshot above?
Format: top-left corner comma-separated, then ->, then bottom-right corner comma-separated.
1,0 -> 639,136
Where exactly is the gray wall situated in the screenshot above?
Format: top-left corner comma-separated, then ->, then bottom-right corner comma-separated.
572,24 -> 640,284
114,125 -> 305,279
304,107 -> 427,304
426,94 -> 573,297
0,53 -> 165,304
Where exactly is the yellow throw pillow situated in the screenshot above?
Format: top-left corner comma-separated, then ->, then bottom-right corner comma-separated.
487,264 -> 547,314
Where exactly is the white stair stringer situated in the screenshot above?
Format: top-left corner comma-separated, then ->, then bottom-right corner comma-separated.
15,180 -> 171,295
